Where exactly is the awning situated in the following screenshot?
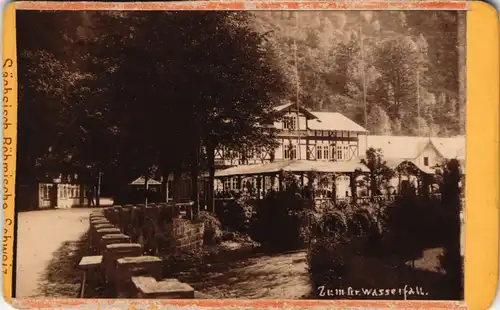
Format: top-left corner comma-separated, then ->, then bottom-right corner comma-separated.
129,176 -> 162,186
215,160 -> 369,178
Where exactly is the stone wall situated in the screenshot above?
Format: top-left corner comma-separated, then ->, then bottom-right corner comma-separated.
165,219 -> 204,254
104,204 -> 204,255
80,207 -> 199,299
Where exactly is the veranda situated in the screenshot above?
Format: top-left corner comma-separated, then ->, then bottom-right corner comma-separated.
212,159 -> 448,206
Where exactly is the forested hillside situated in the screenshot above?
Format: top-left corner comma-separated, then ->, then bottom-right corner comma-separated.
251,11 -> 465,136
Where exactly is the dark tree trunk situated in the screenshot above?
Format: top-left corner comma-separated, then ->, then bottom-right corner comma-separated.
206,143 -> 215,213
441,160 -> 463,299
143,172 -> 149,206
161,166 -> 170,203
370,172 -> 377,201
307,171 -> 314,200
332,174 -> 337,205
79,183 -> 85,207
422,174 -> 430,199
96,169 -> 101,207
349,172 -> 358,203
189,143 -> 200,220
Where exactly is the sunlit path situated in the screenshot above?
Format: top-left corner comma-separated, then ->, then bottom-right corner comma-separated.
15,208 -> 96,297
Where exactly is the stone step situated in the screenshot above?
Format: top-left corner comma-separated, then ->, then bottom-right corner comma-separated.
103,243 -> 143,283
95,228 -> 121,239
90,218 -> 110,225
132,276 -> 194,299
115,255 -> 162,280
100,234 -> 131,249
114,256 -> 163,298
93,228 -> 122,248
92,223 -> 115,231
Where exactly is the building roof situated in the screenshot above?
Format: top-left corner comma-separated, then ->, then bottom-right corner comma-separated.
430,137 -> 466,159
274,102 -> 319,120
383,158 -> 436,174
129,177 -> 161,186
362,135 -> 429,160
215,159 -> 369,177
308,111 -> 368,133
361,135 -> 465,161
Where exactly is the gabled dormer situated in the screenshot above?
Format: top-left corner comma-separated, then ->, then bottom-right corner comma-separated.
273,101 -> 318,131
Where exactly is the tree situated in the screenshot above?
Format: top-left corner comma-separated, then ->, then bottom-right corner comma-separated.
366,105 -> 392,135
88,11 -> 286,213
373,37 -> 419,120
17,11 -> 128,207
360,148 -> 395,198
436,159 -> 463,299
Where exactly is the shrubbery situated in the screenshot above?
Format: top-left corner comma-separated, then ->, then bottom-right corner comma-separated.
198,211 -> 222,245
307,202 -> 388,295
214,185 -> 314,251
384,195 -> 445,255
307,189 -> 462,299
214,193 -> 255,233
250,190 -> 313,250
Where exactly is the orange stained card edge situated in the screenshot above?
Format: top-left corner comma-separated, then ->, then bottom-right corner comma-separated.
2,1 -> 499,309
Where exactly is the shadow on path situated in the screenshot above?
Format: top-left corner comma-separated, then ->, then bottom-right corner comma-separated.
37,232 -> 92,298
170,249 -> 311,299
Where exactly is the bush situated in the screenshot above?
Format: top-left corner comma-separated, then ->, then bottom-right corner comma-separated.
251,190 -> 313,251
307,236 -> 349,293
384,195 -> 446,256
307,201 -> 388,296
198,211 -> 222,245
214,194 -> 255,233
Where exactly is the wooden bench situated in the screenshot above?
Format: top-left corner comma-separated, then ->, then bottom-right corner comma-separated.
77,255 -> 104,298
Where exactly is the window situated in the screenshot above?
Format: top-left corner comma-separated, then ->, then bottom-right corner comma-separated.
424,157 -> 429,166
231,178 -> 238,190
332,145 -> 350,161
283,116 -> 297,130
324,146 -> 329,160
284,144 -> 297,159
316,146 -> 323,160
224,178 -> 239,190
336,146 -> 343,160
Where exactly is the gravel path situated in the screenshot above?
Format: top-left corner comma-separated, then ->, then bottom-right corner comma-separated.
180,250 -> 311,299
15,208 -> 95,298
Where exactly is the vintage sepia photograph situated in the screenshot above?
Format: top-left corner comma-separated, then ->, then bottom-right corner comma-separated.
13,8 -> 465,301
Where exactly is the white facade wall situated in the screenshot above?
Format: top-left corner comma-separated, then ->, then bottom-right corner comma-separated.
414,144 -> 444,168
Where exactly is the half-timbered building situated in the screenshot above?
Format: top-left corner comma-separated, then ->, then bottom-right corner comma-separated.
213,102 -> 368,198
